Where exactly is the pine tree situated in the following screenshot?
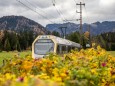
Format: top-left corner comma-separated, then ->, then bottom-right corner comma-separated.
4,38 -> 11,52
67,32 -> 80,43
16,39 -> 21,51
52,31 -> 60,37
0,40 -> 3,52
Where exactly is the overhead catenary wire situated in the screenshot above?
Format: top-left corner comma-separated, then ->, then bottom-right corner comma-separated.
74,0 -> 76,3
81,0 -> 91,32
81,0 -> 89,22
73,0 -> 78,14
24,0 -> 56,20
52,0 -> 66,22
66,0 -> 78,21
64,0 -> 80,23
16,0 -> 55,23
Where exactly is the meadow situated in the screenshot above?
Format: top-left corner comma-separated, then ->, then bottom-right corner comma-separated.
0,50 -> 115,65
0,46 -> 115,86
108,51 -> 115,57
0,50 -> 114,62
0,51 -> 31,65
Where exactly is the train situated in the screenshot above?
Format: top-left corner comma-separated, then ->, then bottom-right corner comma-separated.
32,35 -> 81,59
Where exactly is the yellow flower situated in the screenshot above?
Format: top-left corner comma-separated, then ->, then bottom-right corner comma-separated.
38,73 -> 50,79
110,82 -> 115,86
53,77 -> 62,82
5,73 -> 12,80
91,69 -> 98,75
41,66 -> 46,72
60,73 -> 67,79
102,78 -> 106,83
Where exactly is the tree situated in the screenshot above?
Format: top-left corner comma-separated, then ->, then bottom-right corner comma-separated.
16,39 -> 21,51
67,32 -> 80,43
82,36 -> 86,49
52,31 -> 60,37
0,40 -> 3,52
8,32 -> 17,50
4,38 -> 11,52
84,31 -> 90,40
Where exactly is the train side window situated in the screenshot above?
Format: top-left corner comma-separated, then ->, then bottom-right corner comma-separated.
59,45 -> 62,54
68,46 -> 71,52
72,47 -> 75,50
57,45 -> 62,54
66,46 -> 68,53
62,46 -> 67,53
57,45 -> 60,54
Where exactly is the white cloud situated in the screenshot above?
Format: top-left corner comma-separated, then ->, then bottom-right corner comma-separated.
99,0 -> 115,7
0,0 -> 115,26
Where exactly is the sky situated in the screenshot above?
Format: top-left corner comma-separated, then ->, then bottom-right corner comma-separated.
0,0 -> 115,26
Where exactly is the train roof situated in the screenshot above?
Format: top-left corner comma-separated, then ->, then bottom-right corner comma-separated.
37,35 -> 81,48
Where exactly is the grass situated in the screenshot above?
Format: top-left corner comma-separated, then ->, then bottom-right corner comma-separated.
107,51 -> 115,57
0,50 -> 115,66
0,51 -> 31,65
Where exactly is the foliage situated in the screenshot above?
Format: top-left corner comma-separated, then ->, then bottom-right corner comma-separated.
67,32 -> 88,49
0,30 -> 37,51
52,31 -> 60,37
0,46 -> 115,86
4,38 -> 11,52
67,32 -> 80,43
95,32 -> 115,51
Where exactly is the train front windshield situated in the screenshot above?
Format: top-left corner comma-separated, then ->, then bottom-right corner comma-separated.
34,39 -> 54,55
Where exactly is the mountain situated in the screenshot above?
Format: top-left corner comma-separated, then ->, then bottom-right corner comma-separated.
46,21 -> 115,35
90,21 -> 115,35
0,15 -> 46,34
46,22 -> 79,34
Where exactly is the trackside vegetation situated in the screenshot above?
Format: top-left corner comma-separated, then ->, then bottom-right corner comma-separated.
0,46 -> 115,86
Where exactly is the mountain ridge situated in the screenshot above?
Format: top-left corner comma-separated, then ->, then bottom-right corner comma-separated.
46,21 -> 115,35
0,15 -> 47,34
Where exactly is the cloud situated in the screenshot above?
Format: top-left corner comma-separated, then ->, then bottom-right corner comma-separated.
0,0 -> 115,26
99,0 -> 115,7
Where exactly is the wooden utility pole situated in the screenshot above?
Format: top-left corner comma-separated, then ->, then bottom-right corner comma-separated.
76,2 -> 85,48
88,25 -> 92,47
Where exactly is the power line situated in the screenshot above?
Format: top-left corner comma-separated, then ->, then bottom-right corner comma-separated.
24,0 -> 56,20
16,0 -> 55,23
81,0 -> 89,22
65,0 -> 79,22
52,0 -> 66,22
74,0 -> 77,3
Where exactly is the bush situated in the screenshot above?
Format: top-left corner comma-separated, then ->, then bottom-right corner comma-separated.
0,46 -> 115,86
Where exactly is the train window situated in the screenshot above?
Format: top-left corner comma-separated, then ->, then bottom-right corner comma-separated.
57,45 -> 60,54
72,47 -> 75,50
34,39 -> 54,55
62,46 -> 66,53
57,45 -> 62,54
68,46 -> 71,52
66,46 -> 68,53
37,39 -> 52,43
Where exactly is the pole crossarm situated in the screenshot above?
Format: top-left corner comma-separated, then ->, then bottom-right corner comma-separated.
63,19 -> 80,22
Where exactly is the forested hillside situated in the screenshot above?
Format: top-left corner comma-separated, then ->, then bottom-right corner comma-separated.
46,21 -> 115,35
0,30 -> 37,51
0,15 -> 47,34
94,32 -> 115,51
